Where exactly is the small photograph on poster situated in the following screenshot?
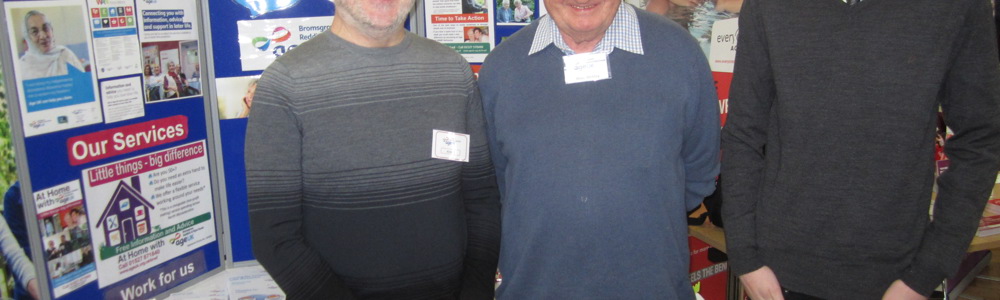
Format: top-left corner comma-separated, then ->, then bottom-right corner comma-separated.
5,1 -> 104,137
82,141 -> 216,287
88,0 -> 143,79
216,76 -> 260,119
33,180 -> 98,297
464,26 -> 491,43
496,0 -> 534,25
425,0 -> 495,63
141,40 -> 202,102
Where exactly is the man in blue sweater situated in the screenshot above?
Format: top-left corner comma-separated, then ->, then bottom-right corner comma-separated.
722,0 -> 1000,299
478,0 -> 720,298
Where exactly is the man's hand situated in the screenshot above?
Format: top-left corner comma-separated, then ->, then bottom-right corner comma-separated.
739,266 -> 784,300
27,279 -> 39,299
881,280 -> 926,300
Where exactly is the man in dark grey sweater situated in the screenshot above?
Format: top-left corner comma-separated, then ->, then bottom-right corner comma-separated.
722,0 -> 1000,299
244,0 -> 500,299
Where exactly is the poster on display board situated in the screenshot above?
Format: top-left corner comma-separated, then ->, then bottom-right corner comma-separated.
5,0 -> 104,137
216,76 -> 259,119
89,0 -> 146,125
137,0 -> 203,103
424,0 -> 495,63
80,140 -> 215,288
32,180 -> 97,298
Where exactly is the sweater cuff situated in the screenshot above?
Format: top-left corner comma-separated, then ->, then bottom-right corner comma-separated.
899,265 -> 944,297
726,246 -> 765,277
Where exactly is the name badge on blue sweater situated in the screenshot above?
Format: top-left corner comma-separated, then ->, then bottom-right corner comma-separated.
432,129 -> 470,162
563,52 -> 611,84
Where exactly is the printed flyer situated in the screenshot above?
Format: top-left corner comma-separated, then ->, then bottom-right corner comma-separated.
88,0 -> 143,79
33,180 -> 98,297
424,0 -> 495,63
137,0 -> 203,102
88,0 -> 147,124
81,140 -> 216,287
4,0 -> 104,137
236,16 -> 333,72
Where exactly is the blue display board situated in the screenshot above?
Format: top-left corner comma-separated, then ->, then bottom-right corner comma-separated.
206,0 -> 335,263
0,0 -> 222,298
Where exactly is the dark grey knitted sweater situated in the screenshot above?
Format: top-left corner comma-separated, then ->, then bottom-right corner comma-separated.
722,0 -> 1000,298
245,31 -> 500,300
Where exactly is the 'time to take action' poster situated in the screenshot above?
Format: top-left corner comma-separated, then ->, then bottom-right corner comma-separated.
424,0 -> 495,63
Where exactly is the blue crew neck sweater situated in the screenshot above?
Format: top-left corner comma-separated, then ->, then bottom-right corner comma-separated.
479,9 -> 720,299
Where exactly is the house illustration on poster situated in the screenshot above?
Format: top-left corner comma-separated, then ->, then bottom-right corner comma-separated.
96,176 -> 154,247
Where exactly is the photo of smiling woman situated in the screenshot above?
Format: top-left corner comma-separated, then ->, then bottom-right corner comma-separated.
12,8 -> 88,81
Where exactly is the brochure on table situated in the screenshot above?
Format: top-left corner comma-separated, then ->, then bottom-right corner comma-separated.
1,0 -> 222,299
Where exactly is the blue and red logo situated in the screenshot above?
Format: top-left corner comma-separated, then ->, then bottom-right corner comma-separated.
252,27 -> 292,51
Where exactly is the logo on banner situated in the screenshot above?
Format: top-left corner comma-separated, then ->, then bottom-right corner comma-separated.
252,27 -> 292,51
238,16 -> 333,71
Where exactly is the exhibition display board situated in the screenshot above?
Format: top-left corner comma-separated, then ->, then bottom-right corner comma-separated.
0,0 -> 223,298
205,0 -> 336,264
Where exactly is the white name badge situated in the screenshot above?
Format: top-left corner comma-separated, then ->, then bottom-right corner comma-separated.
563,52 -> 611,84
431,129 -> 470,162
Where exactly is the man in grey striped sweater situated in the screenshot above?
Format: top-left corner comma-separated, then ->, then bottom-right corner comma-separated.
244,1 -> 501,299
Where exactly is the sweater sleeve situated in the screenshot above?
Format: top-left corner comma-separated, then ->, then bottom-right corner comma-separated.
458,68 -> 501,299
719,0 -> 775,277
478,59 -> 508,197
899,0 -> 1000,295
245,63 -> 356,300
683,47 -> 722,211
0,219 -> 36,289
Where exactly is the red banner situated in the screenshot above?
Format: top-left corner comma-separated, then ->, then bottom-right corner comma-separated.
430,13 -> 488,23
67,115 -> 188,166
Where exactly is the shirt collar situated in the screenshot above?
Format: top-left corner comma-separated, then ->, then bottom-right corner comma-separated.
529,2 -> 643,56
